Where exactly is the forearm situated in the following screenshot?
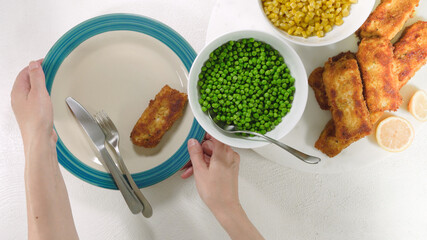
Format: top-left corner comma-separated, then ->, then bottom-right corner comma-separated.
213,204 -> 264,240
24,135 -> 78,240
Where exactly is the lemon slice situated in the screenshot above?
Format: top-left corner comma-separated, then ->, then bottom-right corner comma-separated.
376,116 -> 414,152
408,90 -> 427,122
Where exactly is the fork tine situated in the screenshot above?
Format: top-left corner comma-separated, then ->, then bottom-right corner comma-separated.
94,113 -> 102,126
102,115 -> 111,131
101,111 -> 117,131
101,111 -> 109,122
94,112 -> 101,125
94,111 -> 109,134
107,117 -> 116,131
97,112 -> 105,124
98,111 -> 109,128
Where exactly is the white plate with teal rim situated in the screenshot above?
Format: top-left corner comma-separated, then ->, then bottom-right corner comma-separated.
43,14 -> 205,189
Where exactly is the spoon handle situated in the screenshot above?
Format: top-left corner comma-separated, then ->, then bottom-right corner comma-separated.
236,131 -> 321,164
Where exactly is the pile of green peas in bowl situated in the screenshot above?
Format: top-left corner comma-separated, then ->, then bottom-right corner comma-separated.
197,38 -> 296,135
188,30 -> 307,149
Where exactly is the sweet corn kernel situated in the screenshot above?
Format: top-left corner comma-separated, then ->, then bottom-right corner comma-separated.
288,26 -> 297,34
262,0 -> 355,38
342,9 -> 350,17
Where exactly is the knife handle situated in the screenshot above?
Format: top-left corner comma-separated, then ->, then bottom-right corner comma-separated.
113,149 -> 153,218
99,147 -> 143,214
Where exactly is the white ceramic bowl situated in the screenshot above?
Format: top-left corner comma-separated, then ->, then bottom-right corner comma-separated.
188,30 -> 308,149
257,0 -> 375,46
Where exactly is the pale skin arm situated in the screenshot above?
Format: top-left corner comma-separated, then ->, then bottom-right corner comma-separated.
182,135 -> 264,240
11,60 -> 79,240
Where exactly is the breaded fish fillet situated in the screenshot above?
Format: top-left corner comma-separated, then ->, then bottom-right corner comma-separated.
394,21 -> 427,89
357,0 -> 420,40
308,67 -> 389,125
356,37 -> 402,112
315,120 -> 352,158
308,67 -> 329,110
130,85 -> 187,148
322,52 -> 372,140
315,110 -> 384,157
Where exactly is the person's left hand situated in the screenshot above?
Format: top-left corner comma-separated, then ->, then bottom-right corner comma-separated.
181,134 -> 213,179
11,60 -> 57,147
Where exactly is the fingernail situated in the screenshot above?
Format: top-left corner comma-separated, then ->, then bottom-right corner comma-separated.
188,139 -> 197,147
183,167 -> 192,175
29,61 -> 39,70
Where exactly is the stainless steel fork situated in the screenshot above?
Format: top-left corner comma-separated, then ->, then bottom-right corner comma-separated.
94,111 -> 153,218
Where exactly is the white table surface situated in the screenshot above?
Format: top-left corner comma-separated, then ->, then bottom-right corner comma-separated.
1,1 -> 426,239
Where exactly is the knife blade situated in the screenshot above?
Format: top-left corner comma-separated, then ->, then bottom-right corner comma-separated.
65,97 -> 144,214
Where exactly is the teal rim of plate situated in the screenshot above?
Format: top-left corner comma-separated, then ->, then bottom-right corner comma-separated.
42,13 -> 205,189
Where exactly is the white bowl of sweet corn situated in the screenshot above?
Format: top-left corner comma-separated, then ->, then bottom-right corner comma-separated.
258,0 -> 375,46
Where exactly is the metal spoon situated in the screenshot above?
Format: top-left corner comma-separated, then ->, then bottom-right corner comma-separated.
208,110 -> 321,164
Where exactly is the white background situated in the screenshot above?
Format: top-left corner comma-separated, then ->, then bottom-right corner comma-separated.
1,0 -> 426,239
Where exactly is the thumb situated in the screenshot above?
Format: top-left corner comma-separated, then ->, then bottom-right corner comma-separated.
28,61 -> 47,93
187,139 -> 207,172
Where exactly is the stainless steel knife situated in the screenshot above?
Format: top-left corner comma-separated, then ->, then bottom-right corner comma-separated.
65,97 -> 144,214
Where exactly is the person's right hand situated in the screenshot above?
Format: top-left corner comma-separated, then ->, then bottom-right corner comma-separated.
186,134 -> 241,214
186,136 -> 264,240
11,60 -> 57,148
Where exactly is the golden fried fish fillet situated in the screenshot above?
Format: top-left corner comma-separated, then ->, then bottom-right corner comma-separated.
315,110 -> 386,157
308,67 -> 329,110
309,51 -> 389,156
357,0 -> 419,40
356,37 -> 402,112
322,52 -> 372,141
394,21 -> 427,89
315,120 -> 352,158
130,85 -> 187,148
308,59 -> 387,124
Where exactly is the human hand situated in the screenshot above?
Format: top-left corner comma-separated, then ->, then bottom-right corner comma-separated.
11,61 -> 78,240
184,134 -> 241,214
181,133 -> 212,179
184,136 -> 263,239
11,60 -> 57,148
